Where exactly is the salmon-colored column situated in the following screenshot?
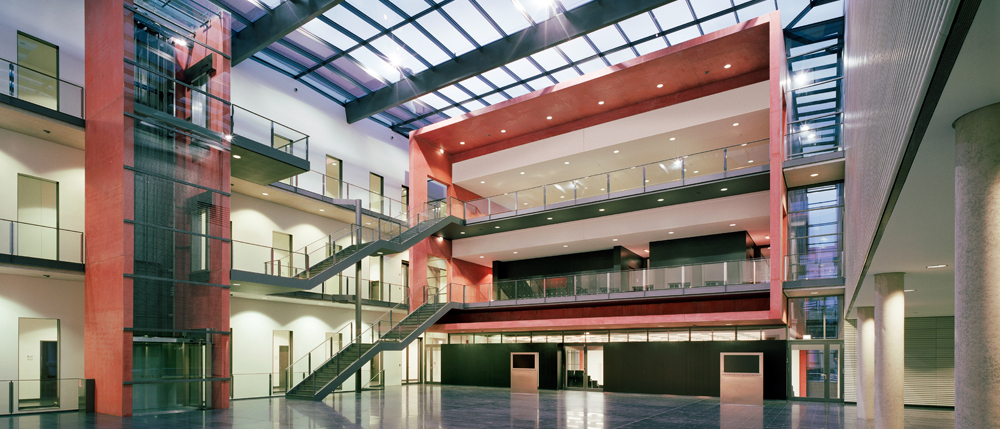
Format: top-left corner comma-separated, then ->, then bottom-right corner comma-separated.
767,11 -> 788,323
84,0 -> 134,416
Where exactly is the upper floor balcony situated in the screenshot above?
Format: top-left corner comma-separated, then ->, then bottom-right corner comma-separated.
0,218 -> 84,272
0,58 -> 85,149
461,139 -> 769,227
437,257 -> 771,308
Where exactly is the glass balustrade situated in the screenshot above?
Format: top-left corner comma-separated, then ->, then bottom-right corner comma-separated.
464,139 -> 769,220
786,250 -> 843,281
434,258 -> 770,305
1,58 -> 85,118
0,219 -> 84,264
230,105 -> 308,161
275,170 -> 409,218
0,379 -> 90,414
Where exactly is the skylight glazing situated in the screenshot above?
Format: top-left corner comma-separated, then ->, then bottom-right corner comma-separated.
209,0 -> 844,134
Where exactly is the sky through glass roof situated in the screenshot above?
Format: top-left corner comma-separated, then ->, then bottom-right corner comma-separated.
208,0 -> 845,135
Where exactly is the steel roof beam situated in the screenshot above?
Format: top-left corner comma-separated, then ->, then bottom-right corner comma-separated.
231,0 -> 347,65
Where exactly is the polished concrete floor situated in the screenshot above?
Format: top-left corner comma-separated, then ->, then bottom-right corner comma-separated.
0,385 -> 953,428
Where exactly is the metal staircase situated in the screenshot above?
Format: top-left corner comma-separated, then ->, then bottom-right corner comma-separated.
259,198 -> 464,290
283,289 -> 459,400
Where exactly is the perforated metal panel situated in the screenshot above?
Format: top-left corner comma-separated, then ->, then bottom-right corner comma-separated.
843,0 -> 957,305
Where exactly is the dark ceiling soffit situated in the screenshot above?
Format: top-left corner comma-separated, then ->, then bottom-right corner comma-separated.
231,0 -> 348,65
343,0 -> 677,124
846,0 -> 981,313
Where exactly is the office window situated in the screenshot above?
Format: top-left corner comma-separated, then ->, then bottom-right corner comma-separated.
787,182 -> 844,280
401,185 -> 409,216
369,173 -> 384,213
16,32 -> 59,110
325,156 -> 342,198
788,296 -> 842,340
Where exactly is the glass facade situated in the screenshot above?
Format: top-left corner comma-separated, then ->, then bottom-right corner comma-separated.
788,296 -> 842,340
786,182 -> 844,280
449,326 -> 787,345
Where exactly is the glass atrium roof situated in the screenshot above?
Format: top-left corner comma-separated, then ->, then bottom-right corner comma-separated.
207,0 -> 844,135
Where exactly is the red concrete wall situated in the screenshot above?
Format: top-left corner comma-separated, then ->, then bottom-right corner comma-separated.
85,0 -> 133,416
767,11 -> 789,324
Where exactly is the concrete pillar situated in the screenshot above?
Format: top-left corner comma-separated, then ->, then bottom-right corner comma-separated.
855,306 -> 875,422
953,102 -> 1000,428
874,273 -> 904,429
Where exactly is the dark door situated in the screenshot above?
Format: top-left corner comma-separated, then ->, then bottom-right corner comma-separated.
39,341 -> 59,406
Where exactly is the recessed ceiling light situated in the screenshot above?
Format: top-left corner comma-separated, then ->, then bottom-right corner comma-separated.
810,173 -> 819,177
563,245 -> 568,247
926,264 -> 948,269
810,292 -> 819,295
319,209 -> 325,212
670,137 -> 676,141
513,251 -> 518,254
460,232 -> 465,234
481,181 -> 485,184
233,283 -> 240,286
479,256 -> 484,258
460,141 -> 465,145
657,198 -> 664,202
564,161 -> 570,165
224,135 -> 233,141
262,193 -> 268,196
546,116 -> 552,120
520,172 -> 525,175
724,64 -> 731,69
547,217 -> 553,220
598,101 -> 604,105
439,149 -> 444,154
495,226 -> 500,229
694,171 -> 699,173
232,154 -> 241,159
733,123 -> 739,127
656,84 -> 663,88
668,231 -> 674,234
765,235 -> 770,239
748,160 -> 754,163
645,250 -> 649,253
726,323 -> 732,326
904,289 -> 915,292
614,150 -> 619,154
501,129 -> 506,133
599,208 -> 605,212
612,239 -> 618,241
730,224 -> 736,226
721,188 -> 728,191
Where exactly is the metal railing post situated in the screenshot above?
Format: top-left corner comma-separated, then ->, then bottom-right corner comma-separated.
642,165 -> 646,191
270,248 -> 274,275
723,147 -> 728,171
681,157 -> 686,182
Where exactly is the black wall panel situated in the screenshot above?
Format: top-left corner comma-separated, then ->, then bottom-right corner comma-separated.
493,249 -> 614,280
603,341 -> 787,399
649,232 -> 751,267
441,344 -> 561,389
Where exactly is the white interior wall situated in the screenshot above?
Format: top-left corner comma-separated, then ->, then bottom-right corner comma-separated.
0,274 -> 84,383
0,0 -> 85,86
0,129 -> 85,232
230,297 -> 407,396
17,318 -> 58,399
231,60 -> 410,202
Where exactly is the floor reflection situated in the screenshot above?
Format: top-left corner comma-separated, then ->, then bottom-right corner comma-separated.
0,385 -> 955,428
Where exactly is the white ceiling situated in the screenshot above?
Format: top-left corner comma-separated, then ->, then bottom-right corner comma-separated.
452,82 -> 770,198
849,0 -> 1000,318
453,191 -> 771,267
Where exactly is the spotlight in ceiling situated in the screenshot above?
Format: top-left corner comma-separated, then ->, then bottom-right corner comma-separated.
810,173 -> 819,177
598,101 -> 605,105
732,123 -> 739,127
460,141 -> 465,145
613,150 -> 619,154
656,84 -> 663,88
670,137 -> 676,141
724,64 -> 731,69
926,264 -> 948,269
721,188 -> 728,191
546,116 -> 552,120
730,224 -> 736,227
564,161 -> 570,165
501,129 -> 506,133
224,135 -> 233,141
668,231 -> 674,234
904,289 -> 915,292
232,154 -> 241,159
262,193 -> 268,196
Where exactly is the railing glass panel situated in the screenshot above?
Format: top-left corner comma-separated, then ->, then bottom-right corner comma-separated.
0,219 -> 84,264
231,105 -> 308,161
0,379 -> 89,414
1,58 -> 85,118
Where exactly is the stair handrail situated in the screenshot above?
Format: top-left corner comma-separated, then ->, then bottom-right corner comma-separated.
283,284 -> 443,395
267,223 -> 358,273
362,369 -> 385,391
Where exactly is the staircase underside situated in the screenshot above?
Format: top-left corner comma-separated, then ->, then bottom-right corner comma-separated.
231,215 -> 462,294
285,302 -> 460,400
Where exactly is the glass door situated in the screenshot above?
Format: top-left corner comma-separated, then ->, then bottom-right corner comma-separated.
789,341 -> 842,401
564,345 -> 604,391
